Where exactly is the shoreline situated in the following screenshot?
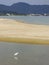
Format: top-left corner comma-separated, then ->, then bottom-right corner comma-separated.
0,18 -> 49,44
0,37 -> 49,45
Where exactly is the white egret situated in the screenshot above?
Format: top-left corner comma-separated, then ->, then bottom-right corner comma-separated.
14,52 -> 19,56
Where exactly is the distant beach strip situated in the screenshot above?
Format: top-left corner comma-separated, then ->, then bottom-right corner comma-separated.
0,18 -> 49,45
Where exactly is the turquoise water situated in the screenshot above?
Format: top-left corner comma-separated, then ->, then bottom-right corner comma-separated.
0,16 -> 49,65
0,16 -> 49,25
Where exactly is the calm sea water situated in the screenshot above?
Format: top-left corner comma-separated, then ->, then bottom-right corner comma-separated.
0,16 -> 49,65
0,16 -> 49,25
0,42 -> 49,65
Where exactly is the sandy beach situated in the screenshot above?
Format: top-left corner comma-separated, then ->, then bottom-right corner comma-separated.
0,18 -> 49,44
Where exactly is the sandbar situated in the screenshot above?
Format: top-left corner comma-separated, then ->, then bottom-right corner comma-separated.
0,18 -> 49,44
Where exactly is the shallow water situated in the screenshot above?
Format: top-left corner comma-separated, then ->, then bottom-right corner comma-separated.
0,42 -> 49,65
0,16 -> 49,25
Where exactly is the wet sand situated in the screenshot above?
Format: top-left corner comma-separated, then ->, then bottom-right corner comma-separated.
0,18 -> 49,44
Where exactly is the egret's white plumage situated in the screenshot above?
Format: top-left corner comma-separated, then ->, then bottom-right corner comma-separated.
14,52 -> 19,56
